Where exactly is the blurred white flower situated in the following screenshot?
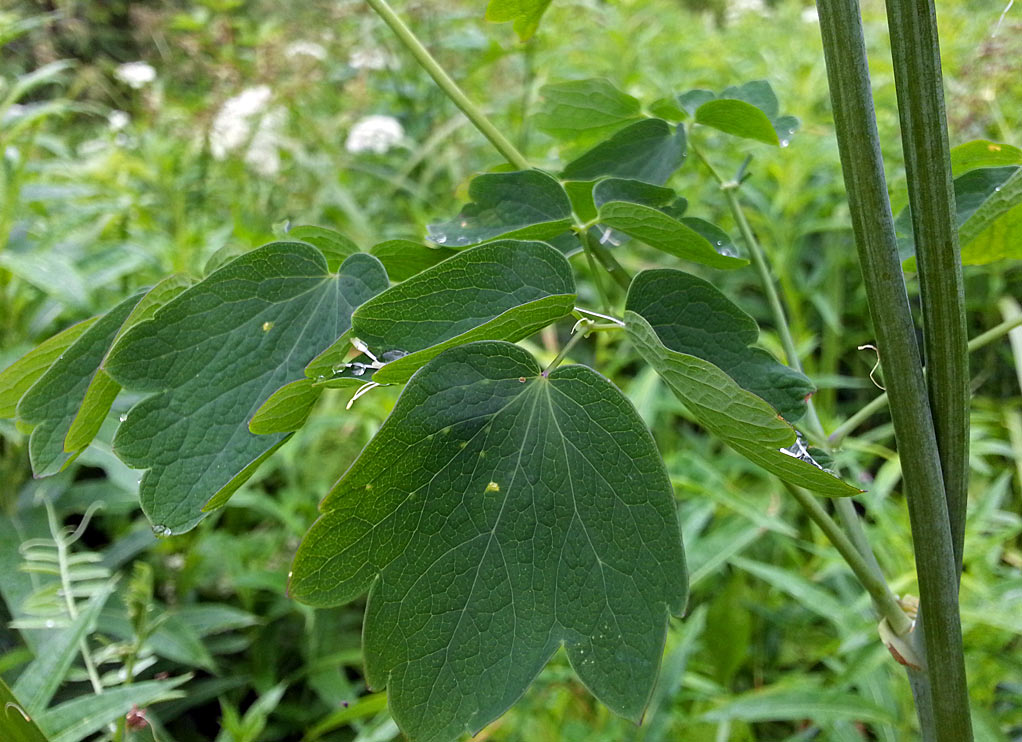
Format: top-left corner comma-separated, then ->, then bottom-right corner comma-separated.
348,47 -> 391,70
108,110 -> 130,131
115,61 -> 157,89
801,6 -> 819,22
726,0 -> 767,23
285,40 -> 327,61
209,85 -> 285,176
345,114 -> 404,154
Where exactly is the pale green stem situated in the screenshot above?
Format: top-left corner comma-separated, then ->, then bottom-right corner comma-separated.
544,321 -> 593,375
783,483 -> 913,635
365,0 -> 530,170
828,314 -> 1022,446
579,227 -> 612,315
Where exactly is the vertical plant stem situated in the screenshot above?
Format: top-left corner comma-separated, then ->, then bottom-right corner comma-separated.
579,228 -> 612,315
365,0 -> 531,171
885,0 -> 969,576
814,0 -> 973,738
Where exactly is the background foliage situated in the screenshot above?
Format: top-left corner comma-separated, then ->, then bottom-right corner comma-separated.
1,0 -> 1020,740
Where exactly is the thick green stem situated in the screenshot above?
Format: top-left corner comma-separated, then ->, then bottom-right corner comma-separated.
783,483 -> 913,635
828,314 -> 1022,446
365,0 -> 530,171
815,0 -> 972,738
885,0 -> 969,577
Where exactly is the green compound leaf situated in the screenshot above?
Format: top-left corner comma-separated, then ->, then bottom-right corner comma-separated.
353,240 -> 576,384
369,239 -> 457,281
427,170 -> 572,248
560,118 -> 687,185
627,270 -> 813,422
597,201 -> 747,269
106,244 -> 389,534
288,225 -> 360,272
690,81 -> 799,146
484,0 -> 553,40
17,292 -> 145,477
625,311 -> 858,497
0,318 -> 98,419
949,139 -> 1022,177
898,165 -> 1022,266
534,79 -> 643,145
290,340 -> 687,741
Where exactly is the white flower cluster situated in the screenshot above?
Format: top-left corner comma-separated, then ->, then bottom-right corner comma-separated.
209,85 -> 286,176
115,61 -> 157,89
345,114 -> 404,154
285,40 -> 328,61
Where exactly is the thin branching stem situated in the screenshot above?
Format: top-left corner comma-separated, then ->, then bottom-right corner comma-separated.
365,0 -> 530,171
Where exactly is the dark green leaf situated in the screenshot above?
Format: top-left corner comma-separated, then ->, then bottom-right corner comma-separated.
534,79 -> 642,144
17,292 -> 144,476
427,170 -> 572,247
677,89 -> 715,116
291,340 -> 687,739
288,226 -> 361,272
679,217 -> 739,258
0,679 -> 50,742
597,201 -> 746,269
624,311 -> 859,497
627,270 -> 812,421
484,0 -> 552,40
369,239 -> 457,281
353,240 -> 576,384
0,318 -> 98,419
721,80 -> 779,119
949,139 -> 1022,177
592,179 -> 682,212
560,119 -> 687,185
106,244 -> 388,534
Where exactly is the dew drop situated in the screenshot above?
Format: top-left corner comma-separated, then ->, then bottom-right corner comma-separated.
994,186 -> 1002,192
45,620 -> 55,629
435,235 -> 447,244
119,413 -> 128,422
152,524 -> 173,538
780,139 -> 790,148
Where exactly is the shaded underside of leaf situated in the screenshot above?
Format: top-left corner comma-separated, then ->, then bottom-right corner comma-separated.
624,312 -> 858,497
560,118 -> 687,185
291,341 -> 686,741
533,78 -> 642,144
627,269 -> 813,421
369,239 -> 457,282
106,243 -> 388,533
427,170 -> 572,248
17,292 -> 145,477
353,240 -> 576,384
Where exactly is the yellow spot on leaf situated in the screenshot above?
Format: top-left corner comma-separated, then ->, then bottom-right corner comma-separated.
485,481 -> 500,493
262,321 -> 274,332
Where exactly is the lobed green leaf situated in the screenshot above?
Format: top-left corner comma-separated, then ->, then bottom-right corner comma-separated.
353,240 -> 576,384
624,311 -> 858,497
627,269 -> 812,421
533,79 -> 642,145
291,340 -> 687,741
427,170 -> 572,248
560,118 -> 687,185
106,243 -> 388,534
